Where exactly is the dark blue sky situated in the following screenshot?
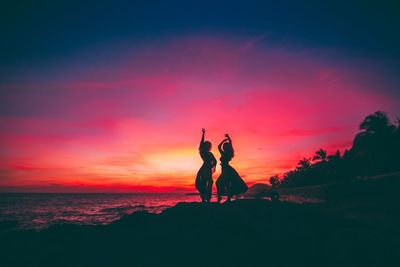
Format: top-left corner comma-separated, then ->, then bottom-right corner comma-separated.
1,0 -> 399,70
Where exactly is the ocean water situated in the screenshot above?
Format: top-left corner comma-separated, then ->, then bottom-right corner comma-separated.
0,193 -> 200,230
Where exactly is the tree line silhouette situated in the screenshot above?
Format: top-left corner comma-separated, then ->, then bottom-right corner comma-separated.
270,111 -> 400,188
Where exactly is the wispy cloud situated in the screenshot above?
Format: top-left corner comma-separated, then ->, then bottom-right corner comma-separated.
0,35 -> 399,191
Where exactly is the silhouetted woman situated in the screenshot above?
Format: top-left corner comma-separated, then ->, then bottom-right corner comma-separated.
216,134 -> 248,203
195,128 -> 217,202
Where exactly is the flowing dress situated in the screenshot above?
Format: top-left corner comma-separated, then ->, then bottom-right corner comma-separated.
216,155 -> 248,197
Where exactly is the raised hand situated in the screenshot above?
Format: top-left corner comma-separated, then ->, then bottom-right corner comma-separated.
202,128 -> 206,133
225,134 -> 232,144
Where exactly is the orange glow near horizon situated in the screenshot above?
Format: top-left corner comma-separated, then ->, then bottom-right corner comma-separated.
0,36 -> 399,192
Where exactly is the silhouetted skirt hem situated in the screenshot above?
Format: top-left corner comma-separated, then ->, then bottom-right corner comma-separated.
216,165 -> 248,196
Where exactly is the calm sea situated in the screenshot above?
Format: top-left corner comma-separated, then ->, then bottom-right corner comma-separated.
0,193 -> 200,230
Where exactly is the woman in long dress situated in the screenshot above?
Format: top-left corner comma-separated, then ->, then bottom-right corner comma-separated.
195,128 -> 217,202
216,134 -> 248,203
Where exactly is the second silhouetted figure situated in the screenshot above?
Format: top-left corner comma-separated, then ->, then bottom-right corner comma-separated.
216,134 -> 248,203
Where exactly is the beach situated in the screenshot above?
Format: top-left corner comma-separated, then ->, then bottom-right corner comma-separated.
1,197 -> 399,267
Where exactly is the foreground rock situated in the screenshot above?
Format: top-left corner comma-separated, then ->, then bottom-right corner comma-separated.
0,199 -> 399,267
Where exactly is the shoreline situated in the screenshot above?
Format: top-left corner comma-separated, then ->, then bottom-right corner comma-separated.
1,198 -> 399,267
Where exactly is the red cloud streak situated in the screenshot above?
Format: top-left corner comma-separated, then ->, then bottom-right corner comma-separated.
0,36 -> 399,192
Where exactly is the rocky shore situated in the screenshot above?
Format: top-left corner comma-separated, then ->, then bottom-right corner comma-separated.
1,198 -> 399,267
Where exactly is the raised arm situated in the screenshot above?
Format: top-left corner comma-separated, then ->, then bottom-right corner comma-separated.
199,128 -> 205,150
225,134 -> 233,146
218,139 -> 228,154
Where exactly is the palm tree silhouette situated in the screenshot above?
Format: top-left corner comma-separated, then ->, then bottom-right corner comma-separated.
359,111 -> 393,135
312,149 -> 327,163
297,157 -> 312,171
280,111 -> 400,188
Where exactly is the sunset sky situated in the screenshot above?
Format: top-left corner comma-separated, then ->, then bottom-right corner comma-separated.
1,1 -> 399,192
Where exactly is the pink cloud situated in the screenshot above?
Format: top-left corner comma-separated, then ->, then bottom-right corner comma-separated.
0,35 -> 399,191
